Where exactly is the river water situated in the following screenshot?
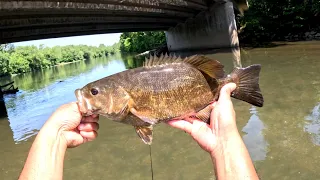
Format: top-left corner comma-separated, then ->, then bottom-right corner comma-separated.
0,41 -> 319,179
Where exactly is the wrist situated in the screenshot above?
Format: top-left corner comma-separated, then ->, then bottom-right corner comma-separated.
210,126 -> 241,158
37,124 -> 68,150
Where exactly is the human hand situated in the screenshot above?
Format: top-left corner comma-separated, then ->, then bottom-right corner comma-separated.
42,102 -> 99,148
167,83 -> 237,155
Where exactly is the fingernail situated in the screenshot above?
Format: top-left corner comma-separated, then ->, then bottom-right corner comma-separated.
78,124 -> 85,130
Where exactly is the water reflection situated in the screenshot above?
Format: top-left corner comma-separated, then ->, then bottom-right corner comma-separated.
3,55 -> 126,143
304,103 -> 320,145
122,54 -> 145,69
232,47 -> 242,68
123,46 -> 243,70
242,106 -> 268,161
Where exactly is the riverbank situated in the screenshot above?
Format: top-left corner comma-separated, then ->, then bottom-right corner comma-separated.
54,60 -> 83,66
239,27 -> 320,48
0,43 -> 120,77
6,59 -> 85,78
284,29 -> 320,41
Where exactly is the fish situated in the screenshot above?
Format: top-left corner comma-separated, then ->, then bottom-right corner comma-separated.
75,54 -> 264,145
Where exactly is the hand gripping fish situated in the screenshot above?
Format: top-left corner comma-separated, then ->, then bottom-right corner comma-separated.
75,54 -> 264,145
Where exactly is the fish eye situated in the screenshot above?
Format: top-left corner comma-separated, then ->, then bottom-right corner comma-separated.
90,88 -> 99,96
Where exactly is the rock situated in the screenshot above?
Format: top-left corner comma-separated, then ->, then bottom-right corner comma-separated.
315,33 -> 320,37
306,37 -> 313,41
310,31 -> 317,35
305,32 -> 310,36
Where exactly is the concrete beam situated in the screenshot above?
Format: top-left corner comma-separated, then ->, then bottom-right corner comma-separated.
165,1 -> 239,51
0,28 -> 168,44
0,1 -> 198,18
0,16 -> 184,30
2,0 -> 208,11
0,9 -> 185,19
0,23 -> 171,44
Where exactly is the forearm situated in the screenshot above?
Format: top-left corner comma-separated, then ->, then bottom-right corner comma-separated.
19,128 -> 67,180
211,129 -> 259,180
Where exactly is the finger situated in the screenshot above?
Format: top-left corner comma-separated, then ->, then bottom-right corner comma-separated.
218,83 -> 236,103
191,120 -> 210,135
167,120 -> 193,134
211,101 -> 217,108
81,115 -> 99,123
78,122 -> 99,132
91,114 -> 99,118
80,130 -> 98,142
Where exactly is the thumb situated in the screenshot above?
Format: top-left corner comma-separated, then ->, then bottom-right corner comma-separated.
218,83 -> 236,103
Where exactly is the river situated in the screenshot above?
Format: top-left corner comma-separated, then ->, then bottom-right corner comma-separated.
0,41 -> 319,179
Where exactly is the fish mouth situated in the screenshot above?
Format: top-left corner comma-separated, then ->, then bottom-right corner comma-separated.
75,89 -> 95,116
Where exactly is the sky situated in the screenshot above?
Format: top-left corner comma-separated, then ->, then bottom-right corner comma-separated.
12,33 -> 122,47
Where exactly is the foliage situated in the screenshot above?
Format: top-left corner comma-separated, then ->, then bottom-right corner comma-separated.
121,55 -> 145,69
119,31 -> 166,53
239,0 -> 320,43
0,42 -> 120,76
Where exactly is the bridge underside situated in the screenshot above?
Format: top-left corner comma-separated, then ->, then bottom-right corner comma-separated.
0,0 -> 214,44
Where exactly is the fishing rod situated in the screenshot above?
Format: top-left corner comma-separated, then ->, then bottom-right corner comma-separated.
149,145 -> 154,180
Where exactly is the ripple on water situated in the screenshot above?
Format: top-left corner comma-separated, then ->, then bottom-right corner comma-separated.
304,103 -> 320,145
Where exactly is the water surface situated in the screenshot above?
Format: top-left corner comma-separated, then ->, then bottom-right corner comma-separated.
0,41 -> 319,179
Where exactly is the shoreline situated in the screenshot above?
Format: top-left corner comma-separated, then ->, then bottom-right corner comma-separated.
2,39 -> 319,78
239,28 -> 320,48
8,59 -> 86,78
53,60 -> 83,67
240,39 -> 320,49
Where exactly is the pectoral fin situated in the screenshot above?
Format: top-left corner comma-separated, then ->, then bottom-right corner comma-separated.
195,105 -> 213,123
130,107 -> 157,125
134,125 -> 153,145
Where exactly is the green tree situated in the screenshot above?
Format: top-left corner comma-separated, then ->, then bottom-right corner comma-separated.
239,0 -> 320,44
0,52 -> 10,76
119,31 -> 166,53
0,42 -> 120,76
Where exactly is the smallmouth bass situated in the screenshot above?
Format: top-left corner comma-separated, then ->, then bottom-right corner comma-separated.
75,54 -> 264,145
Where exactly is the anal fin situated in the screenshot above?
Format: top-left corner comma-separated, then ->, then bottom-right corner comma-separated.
195,105 -> 213,123
135,125 -> 153,145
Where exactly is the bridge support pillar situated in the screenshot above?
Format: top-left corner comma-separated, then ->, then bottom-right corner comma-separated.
165,1 -> 239,52
0,93 -> 8,118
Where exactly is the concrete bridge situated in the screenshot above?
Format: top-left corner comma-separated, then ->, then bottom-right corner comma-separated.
0,0 -> 247,51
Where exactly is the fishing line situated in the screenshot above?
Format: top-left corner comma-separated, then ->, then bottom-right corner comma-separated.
149,145 -> 154,180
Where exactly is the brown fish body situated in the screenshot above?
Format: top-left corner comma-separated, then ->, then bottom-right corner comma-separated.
121,63 -> 215,122
75,55 -> 264,144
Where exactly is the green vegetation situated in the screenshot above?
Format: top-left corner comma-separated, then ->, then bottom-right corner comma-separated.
119,31 -> 166,53
122,55 -> 145,69
0,43 -> 120,76
239,0 -> 320,44
1,55 -> 122,93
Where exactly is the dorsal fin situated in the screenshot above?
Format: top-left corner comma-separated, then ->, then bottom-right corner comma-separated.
143,54 -> 225,79
183,55 -> 225,79
143,53 -> 182,67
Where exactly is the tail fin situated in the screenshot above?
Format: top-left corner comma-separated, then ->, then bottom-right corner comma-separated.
230,64 -> 264,107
